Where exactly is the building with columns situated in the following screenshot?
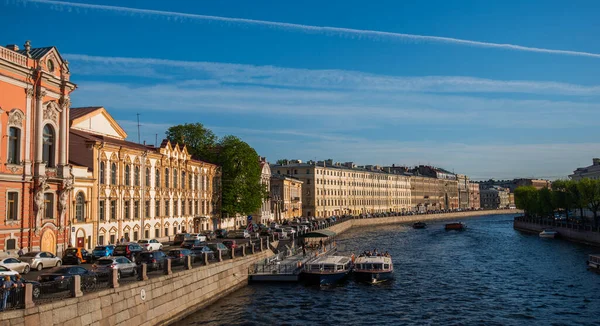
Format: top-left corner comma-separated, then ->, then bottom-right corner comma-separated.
68,107 -> 220,246
0,41 -> 76,256
270,174 -> 303,222
252,157 -> 273,224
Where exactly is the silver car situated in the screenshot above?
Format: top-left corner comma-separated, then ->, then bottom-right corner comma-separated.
0,257 -> 31,274
92,256 -> 137,280
19,251 -> 62,271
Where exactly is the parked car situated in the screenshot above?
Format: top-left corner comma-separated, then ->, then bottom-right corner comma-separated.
37,266 -> 97,290
173,233 -> 190,246
92,256 -> 137,279
190,246 -> 215,261
166,249 -> 194,265
136,251 -> 167,271
201,231 -> 216,241
0,257 -> 31,274
137,239 -> 163,251
19,251 -> 62,271
222,240 -> 238,250
92,245 -> 115,260
62,247 -> 93,265
0,265 -> 19,277
188,234 -> 208,242
180,239 -> 206,249
113,243 -> 144,263
215,229 -> 228,239
207,243 -> 230,257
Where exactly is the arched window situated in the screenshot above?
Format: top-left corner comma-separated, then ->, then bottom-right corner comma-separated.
182,171 -> 186,189
165,168 -> 170,188
125,165 -> 131,186
100,162 -> 106,184
111,163 -> 117,185
155,169 -> 160,187
7,127 -> 21,164
173,169 -> 178,188
75,193 -> 85,222
145,168 -> 150,187
42,124 -> 55,167
134,166 -> 140,186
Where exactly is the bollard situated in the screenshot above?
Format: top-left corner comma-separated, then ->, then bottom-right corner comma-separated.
185,255 -> 192,270
24,283 -> 34,309
242,245 -> 246,257
110,268 -> 120,288
204,252 -> 209,265
251,243 -> 256,254
70,275 -> 83,297
164,258 -> 172,275
231,247 -> 236,259
260,238 -> 264,252
140,263 -> 148,281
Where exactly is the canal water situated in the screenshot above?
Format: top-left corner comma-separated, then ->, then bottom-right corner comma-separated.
178,214 -> 600,325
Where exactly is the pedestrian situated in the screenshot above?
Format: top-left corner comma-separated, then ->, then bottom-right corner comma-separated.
17,248 -> 23,257
0,276 -> 16,311
120,236 -> 124,244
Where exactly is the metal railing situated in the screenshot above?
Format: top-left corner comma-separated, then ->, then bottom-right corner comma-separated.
33,279 -> 72,305
0,287 -> 26,311
515,216 -> 600,233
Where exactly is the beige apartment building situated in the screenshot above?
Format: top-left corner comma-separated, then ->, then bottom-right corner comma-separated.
271,160 -> 411,218
270,174 -> 303,222
468,182 -> 480,210
410,176 -> 458,212
480,186 -> 510,209
456,174 -> 470,209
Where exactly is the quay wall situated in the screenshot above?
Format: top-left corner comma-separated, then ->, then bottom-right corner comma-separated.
0,250 -> 272,326
514,220 -> 600,247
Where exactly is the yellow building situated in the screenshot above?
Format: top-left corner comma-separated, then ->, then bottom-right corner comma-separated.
270,174 -> 303,222
69,107 -> 220,246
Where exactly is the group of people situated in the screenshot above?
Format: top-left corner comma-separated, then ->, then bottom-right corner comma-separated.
359,249 -> 391,258
0,275 -> 25,311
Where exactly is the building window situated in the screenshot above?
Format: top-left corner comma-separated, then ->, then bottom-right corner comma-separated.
174,169 -> 178,188
7,192 -> 19,221
100,162 -> 106,185
155,229 -> 160,238
155,200 -> 160,217
111,163 -> 117,185
109,234 -> 115,245
195,200 -> 199,215
125,165 -> 131,186
145,200 -> 150,218
189,174 -> 193,189
155,169 -> 161,187
164,228 -> 169,237
134,166 -> 140,186
134,200 -> 140,219
133,231 -> 139,241
44,193 -> 54,219
188,200 -> 192,216
7,127 -> 21,164
98,235 -> 105,245
145,168 -> 150,187
165,169 -> 170,188
173,226 -> 177,236
6,239 -> 16,250
144,229 -> 149,239
182,171 -> 186,189
99,200 -> 106,221
164,200 -> 169,216
75,193 -> 85,222
42,125 -> 55,167
124,200 -> 131,220
110,200 -> 117,220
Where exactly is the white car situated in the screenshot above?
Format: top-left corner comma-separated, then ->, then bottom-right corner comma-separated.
19,251 -> 62,271
0,257 -> 31,274
283,227 -> 296,235
137,239 -> 163,251
0,265 -> 19,277
188,234 -> 208,242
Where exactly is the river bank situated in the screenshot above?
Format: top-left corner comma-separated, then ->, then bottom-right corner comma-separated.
514,217 -> 600,247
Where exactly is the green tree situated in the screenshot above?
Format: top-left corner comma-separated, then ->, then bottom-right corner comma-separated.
537,187 -> 554,218
515,186 -> 539,217
577,178 -> 600,226
551,179 -> 572,219
567,180 -> 586,219
165,123 -> 218,161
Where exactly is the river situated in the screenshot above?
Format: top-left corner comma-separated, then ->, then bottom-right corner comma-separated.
178,214 -> 600,325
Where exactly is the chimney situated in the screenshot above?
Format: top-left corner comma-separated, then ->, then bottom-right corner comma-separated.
594,158 -> 600,166
5,44 -> 19,51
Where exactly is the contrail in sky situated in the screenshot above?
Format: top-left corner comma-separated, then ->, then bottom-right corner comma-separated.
18,0 -> 600,59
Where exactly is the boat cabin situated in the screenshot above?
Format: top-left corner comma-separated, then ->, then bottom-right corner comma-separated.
305,256 -> 351,273
354,256 -> 393,271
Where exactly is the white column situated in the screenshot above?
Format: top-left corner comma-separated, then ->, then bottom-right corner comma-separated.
59,98 -> 68,166
25,88 -> 33,175
35,88 -> 46,163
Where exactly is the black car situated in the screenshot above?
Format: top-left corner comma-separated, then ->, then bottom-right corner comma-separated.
166,249 -> 194,265
113,243 -> 144,262
190,246 -> 215,261
37,266 -> 97,290
207,243 -> 230,258
180,239 -> 206,249
215,229 -> 228,239
136,251 -> 167,271
62,248 -> 93,265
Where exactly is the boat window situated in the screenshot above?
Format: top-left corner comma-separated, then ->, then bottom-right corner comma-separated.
384,264 -> 390,269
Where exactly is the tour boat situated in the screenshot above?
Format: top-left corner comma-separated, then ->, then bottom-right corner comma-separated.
302,255 -> 353,286
445,222 -> 466,231
539,230 -> 558,238
353,254 -> 394,284
587,254 -> 600,271
412,222 -> 427,229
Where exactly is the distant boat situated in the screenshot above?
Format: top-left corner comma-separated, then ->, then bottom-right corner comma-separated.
412,222 -> 427,229
587,254 -> 600,271
302,255 -> 352,286
354,254 -> 394,284
445,222 -> 466,231
539,230 -> 558,238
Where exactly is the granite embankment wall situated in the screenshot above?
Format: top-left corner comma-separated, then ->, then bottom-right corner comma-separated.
0,250 -> 272,326
326,209 -> 522,236
514,220 -> 600,247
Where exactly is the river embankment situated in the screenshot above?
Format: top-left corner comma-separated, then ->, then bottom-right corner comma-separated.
514,216 -> 600,247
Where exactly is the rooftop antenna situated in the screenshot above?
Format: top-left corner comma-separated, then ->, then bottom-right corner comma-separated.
136,113 -> 141,144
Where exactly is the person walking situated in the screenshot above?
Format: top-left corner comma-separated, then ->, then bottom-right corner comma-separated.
17,248 -> 23,257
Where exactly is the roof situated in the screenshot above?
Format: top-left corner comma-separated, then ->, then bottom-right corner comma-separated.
308,255 -> 351,265
69,107 -> 103,121
70,129 -> 154,152
17,46 -> 54,59
300,230 -> 337,238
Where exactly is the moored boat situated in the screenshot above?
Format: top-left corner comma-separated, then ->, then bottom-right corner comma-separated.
301,255 -> 352,285
587,254 -> 600,271
413,222 -> 427,229
354,254 -> 393,284
539,230 -> 558,238
445,222 -> 465,230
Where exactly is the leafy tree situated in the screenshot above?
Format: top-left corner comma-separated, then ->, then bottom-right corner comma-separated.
551,179 -> 573,219
276,159 -> 289,165
537,187 -> 554,217
514,186 -> 539,217
577,178 -> 600,226
166,123 -> 217,161
567,180 -> 586,219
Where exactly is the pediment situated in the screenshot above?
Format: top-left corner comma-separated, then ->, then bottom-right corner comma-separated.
71,107 -> 127,140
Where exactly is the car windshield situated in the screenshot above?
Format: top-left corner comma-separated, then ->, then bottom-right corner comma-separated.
97,259 -> 113,265
94,246 -> 107,250
47,267 -> 71,274
21,252 -> 38,257
65,249 -> 78,254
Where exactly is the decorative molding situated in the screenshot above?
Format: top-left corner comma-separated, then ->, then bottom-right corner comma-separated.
7,108 -> 25,127
36,89 -> 47,100
25,88 -> 34,98
43,101 -> 60,122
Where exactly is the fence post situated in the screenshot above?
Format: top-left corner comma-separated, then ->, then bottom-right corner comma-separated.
24,283 -> 35,309
110,268 -> 120,288
70,275 -> 83,297
218,250 -> 223,262
251,242 -> 256,254
164,258 -> 172,275
204,252 -> 209,265
242,245 -> 246,257
260,238 -> 264,252
231,247 -> 236,259
140,263 -> 149,281
185,255 -> 192,270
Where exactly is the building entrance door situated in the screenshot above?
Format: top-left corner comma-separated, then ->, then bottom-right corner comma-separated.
41,230 -> 56,255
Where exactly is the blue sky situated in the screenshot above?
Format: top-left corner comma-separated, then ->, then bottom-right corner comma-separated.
3,0 -> 600,179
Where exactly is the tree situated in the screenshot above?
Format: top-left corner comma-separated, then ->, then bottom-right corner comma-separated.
165,123 -> 217,161
567,180 -> 586,219
577,178 -> 600,226
514,186 -> 539,217
551,180 -> 572,219
537,187 -> 554,218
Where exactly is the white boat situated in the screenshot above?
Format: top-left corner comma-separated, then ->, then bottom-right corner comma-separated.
353,254 -> 393,284
587,254 -> 600,271
301,255 -> 352,285
539,230 -> 558,238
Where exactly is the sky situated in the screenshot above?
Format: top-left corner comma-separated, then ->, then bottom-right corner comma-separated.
2,0 -> 600,180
